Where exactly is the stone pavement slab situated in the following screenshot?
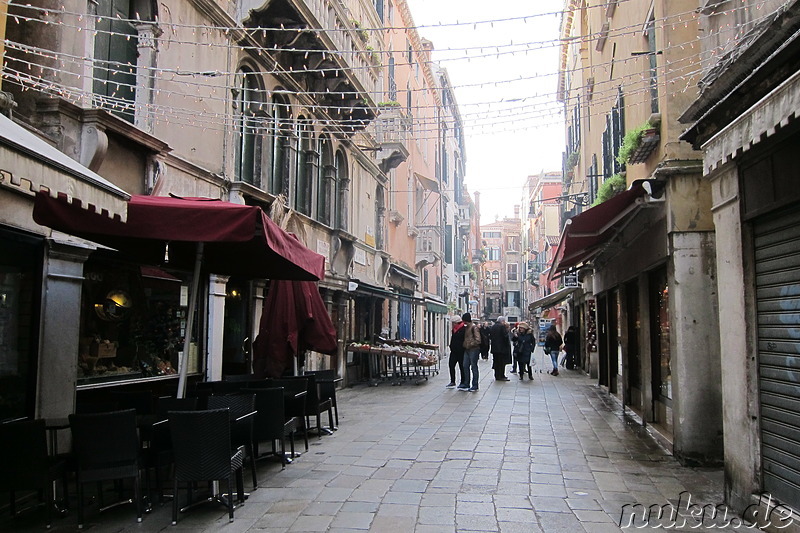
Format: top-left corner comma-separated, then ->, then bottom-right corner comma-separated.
7,359 -> 746,532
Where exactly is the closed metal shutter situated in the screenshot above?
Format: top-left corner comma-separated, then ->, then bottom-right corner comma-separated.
756,206 -> 800,507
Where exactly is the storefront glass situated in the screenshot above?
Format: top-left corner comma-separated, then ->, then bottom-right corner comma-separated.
649,266 -> 672,432
0,230 -> 41,421
78,253 -> 204,386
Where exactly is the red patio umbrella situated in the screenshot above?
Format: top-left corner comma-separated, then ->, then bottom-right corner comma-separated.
252,279 -> 337,379
33,191 -> 326,396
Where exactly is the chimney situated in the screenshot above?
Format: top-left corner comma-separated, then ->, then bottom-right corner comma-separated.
514,205 -> 520,218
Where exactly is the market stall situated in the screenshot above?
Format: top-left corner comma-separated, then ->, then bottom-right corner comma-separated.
347,340 -> 439,386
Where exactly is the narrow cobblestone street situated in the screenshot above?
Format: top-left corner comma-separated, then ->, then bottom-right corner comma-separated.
7,355 -> 749,532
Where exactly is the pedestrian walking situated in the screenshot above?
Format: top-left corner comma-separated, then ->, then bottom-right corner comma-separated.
489,316 -> 512,381
544,324 -> 563,376
512,322 -> 535,380
479,322 -> 490,360
446,316 -> 466,388
510,323 -> 519,374
460,313 -> 482,392
563,325 -> 577,370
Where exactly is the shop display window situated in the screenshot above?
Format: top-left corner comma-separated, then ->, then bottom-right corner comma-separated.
0,231 -> 41,421
78,254 -> 203,385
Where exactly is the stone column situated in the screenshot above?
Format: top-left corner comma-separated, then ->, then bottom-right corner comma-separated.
206,274 -> 229,382
666,172 -> 723,465
708,164 -> 758,510
37,240 -> 92,422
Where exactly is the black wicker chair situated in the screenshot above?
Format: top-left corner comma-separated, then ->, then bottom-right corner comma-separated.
69,408 -> 143,528
168,409 -> 245,525
276,375 -> 333,439
0,419 -> 68,528
207,394 -> 258,489
268,378 -> 310,451
249,387 -> 298,468
154,397 -> 197,420
305,370 -> 340,429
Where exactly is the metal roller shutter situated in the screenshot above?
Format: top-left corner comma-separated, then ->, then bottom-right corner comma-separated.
756,206 -> 800,507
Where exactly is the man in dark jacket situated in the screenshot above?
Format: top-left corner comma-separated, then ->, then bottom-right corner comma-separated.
489,316 -> 512,381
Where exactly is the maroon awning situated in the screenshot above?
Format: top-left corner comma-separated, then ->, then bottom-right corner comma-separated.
33,191 -> 325,281
549,183 -> 647,279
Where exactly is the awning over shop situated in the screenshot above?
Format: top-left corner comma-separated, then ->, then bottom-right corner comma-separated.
425,300 -> 448,314
389,263 -> 419,282
33,192 -> 325,281
549,182 -> 647,278
414,172 -> 440,193
528,286 -> 579,312
0,114 -> 129,219
33,191 -> 327,398
351,279 -> 396,299
701,67 -> 800,174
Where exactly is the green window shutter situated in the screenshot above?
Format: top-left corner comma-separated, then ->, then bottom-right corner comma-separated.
94,0 -> 137,122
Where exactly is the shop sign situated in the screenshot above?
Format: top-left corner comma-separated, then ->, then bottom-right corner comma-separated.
563,273 -> 579,287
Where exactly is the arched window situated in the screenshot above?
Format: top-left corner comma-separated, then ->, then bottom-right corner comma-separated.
294,117 -> 314,216
317,136 -> 334,225
375,184 -> 385,250
491,270 -> 500,287
234,68 -> 260,185
334,150 -> 348,230
268,93 -> 291,196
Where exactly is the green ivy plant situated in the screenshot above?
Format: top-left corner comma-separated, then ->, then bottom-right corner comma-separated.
377,100 -> 401,107
592,173 -> 627,206
565,150 -> 579,169
616,121 -> 654,166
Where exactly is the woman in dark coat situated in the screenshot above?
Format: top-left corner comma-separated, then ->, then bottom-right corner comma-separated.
563,325 -> 577,370
544,325 -> 563,376
512,322 -> 536,380
489,316 -> 512,381
447,316 -> 466,388
479,323 -> 490,360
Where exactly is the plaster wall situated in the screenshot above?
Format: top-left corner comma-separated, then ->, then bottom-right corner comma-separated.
149,5 -> 230,173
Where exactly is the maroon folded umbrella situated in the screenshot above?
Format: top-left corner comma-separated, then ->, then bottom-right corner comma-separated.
253,279 -> 337,379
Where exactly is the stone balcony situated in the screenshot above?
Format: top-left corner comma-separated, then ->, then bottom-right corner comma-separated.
415,225 -> 442,267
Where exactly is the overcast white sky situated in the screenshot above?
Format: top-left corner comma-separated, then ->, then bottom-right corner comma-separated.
404,0 -> 565,224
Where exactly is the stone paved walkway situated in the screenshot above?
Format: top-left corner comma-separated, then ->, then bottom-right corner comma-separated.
7,356 -> 746,532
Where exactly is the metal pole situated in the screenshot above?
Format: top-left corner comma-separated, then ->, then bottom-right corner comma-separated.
177,242 -> 204,398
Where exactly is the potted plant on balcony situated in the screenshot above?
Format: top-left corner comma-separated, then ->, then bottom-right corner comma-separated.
592,172 -> 626,206
350,19 -> 369,42
616,121 -> 659,165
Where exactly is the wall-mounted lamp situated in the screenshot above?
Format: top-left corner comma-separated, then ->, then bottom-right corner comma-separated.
641,179 -> 666,199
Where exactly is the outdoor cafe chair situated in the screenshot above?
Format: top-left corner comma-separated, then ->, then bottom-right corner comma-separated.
267,378 -> 310,451
69,408 -> 143,528
154,397 -> 197,420
305,369 -> 340,428
249,387 -> 298,468
168,409 -> 245,525
207,394 -> 258,488
284,374 -> 333,439
0,418 -> 69,528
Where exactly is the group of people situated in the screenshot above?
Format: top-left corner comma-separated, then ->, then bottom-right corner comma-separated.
447,316 -> 577,390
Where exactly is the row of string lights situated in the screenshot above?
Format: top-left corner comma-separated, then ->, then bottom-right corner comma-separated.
0,0 -> 774,142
